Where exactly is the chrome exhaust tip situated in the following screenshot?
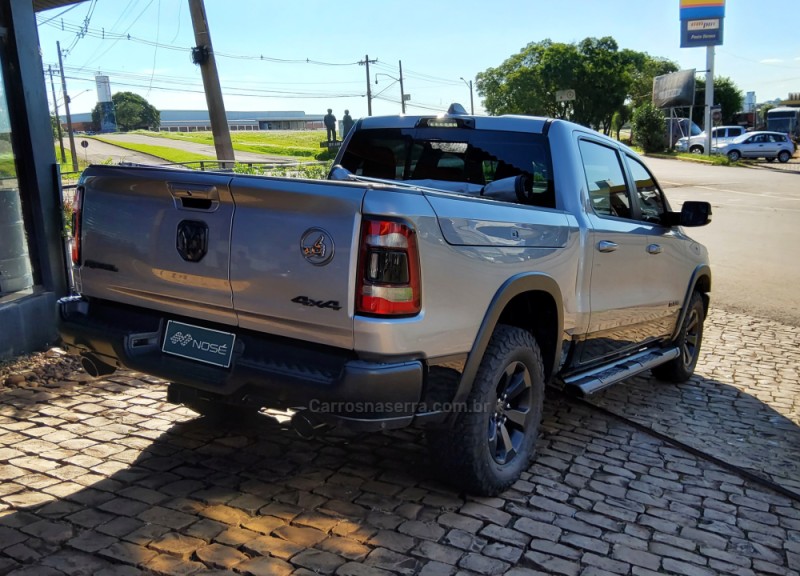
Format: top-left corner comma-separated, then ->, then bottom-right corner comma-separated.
80,354 -> 116,378
290,410 -> 329,439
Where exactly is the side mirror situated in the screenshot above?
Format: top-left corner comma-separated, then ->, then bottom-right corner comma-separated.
328,164 -> 354,181
679,201 -> 712,227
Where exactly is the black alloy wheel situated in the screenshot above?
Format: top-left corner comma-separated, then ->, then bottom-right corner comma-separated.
487,360 -> 532,465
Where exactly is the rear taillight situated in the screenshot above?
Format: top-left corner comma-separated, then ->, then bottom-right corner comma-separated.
356,218 -> 421,316
71,186 -> 83,265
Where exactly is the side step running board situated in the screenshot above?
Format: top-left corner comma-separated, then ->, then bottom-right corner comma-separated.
562,347 -> 680,397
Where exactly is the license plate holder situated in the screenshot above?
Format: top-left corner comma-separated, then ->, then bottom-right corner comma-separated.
162,320 -> 236,368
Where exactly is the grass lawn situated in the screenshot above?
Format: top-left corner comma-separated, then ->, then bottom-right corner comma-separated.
92,136 -> 215,165
141,130 -> 336,161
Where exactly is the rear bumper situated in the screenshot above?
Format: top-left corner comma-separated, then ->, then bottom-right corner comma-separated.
58,296 -> 432,430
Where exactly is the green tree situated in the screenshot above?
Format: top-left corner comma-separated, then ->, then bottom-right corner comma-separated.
690,77 -> 744,128
758,103 -> 776,130
92,91 -> 160,132
50,115 -> 61,141
611,104 -> 633,141
571,37 -> 629,134
476,38 -> 676,135
632,102 -> 666,153
476,40 -> 554,117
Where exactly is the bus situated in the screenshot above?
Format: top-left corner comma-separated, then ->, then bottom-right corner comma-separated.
766,107 -> 800,141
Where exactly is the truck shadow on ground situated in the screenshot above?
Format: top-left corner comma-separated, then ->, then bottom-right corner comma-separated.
1,360 -> 800,574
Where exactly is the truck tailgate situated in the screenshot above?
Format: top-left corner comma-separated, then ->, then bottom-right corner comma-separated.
229,176 -> 366,349
77,166 -> 237,325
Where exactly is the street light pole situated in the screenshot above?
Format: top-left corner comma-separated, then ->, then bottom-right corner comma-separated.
375,63 -> 407,114
460,77 -> 474,115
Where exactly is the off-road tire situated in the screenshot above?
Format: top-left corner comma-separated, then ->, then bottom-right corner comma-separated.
428,325 -> 545,496
727,150 -> 741,162
778,150 -> 792,163
652,291 -> 705,383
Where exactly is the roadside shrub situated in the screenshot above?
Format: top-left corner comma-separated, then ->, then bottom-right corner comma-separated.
632,103 -> 666,154
232,162 -> 331,179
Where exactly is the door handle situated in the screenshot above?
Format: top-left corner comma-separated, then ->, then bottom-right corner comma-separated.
647,243 -> 663,255
169,183 -> 220,210
597,240 -> 618,253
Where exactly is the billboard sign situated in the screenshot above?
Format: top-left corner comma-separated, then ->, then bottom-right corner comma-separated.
652,69 -> 696,109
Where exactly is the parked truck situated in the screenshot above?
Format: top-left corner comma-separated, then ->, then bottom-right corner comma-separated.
59,105 -> 712,495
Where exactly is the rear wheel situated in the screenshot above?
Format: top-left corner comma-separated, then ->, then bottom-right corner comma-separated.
727,150 -> 741,162
652,292 -> 705,383
689,145 -> 703,154
778,150 -> 792,163
428,325 -> 545,495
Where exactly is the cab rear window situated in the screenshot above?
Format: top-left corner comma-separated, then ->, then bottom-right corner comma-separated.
339,127 -> 555,208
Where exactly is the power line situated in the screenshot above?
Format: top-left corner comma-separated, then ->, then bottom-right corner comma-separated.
147,0 -> 161,97
36,2 -> 82,25
39,16 -> 362,67
61,0 -> 98,57
51,64 -> 365,95
38,12 -> 471,113
52,64 -> 453,111
59,73 -> 363,100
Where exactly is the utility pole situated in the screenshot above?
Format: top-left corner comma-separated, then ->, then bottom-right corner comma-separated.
188,0 -> 235,167
48,65 -> 66,164
57,41 -> 79,171
359,54 -> 377,116
398,60 -> 406,114
704,46 -> 715,157
460,77 -> 474,115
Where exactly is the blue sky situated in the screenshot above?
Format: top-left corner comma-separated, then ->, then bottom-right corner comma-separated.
36,0 -> 800,119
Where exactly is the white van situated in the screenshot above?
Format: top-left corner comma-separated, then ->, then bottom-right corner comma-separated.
676,125 -> 746,153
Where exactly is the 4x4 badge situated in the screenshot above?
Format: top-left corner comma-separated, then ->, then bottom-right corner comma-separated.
300,228 -> 334,266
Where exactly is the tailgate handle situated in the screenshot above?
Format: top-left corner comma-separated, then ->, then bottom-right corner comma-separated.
169,183 -> 219,211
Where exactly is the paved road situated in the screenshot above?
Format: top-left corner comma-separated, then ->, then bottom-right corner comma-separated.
61,137 -> 166,167
647,157 -> 800,326
1,306 -> 799,575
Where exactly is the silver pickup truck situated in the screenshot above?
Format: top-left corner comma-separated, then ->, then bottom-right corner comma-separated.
59,107 -> 711,495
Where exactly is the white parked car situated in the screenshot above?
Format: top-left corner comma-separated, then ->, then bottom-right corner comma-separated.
714,131 -> 796,163
675,125 -> 746,153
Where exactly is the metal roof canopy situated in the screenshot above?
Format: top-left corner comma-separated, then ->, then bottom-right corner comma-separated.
33,0 -> 86,12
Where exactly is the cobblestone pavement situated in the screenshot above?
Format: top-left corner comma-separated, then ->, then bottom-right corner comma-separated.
1,308 -> 799,575
591,309 -> 800,498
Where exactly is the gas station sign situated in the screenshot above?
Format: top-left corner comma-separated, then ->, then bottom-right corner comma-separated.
680,0 -> 725,47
